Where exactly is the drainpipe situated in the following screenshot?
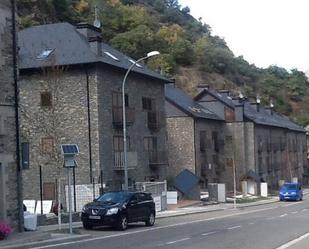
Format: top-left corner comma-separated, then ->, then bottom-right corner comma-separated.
193,119 -> 197,175
85,67 -> 93,183
11,0 -> 24,232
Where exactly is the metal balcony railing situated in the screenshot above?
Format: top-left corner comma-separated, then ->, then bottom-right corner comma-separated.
148,151 -> 168,166
113,151 -> 137,170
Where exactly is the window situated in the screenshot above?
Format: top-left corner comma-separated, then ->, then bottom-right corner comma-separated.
41,92 -> 52,107
41,137 -> 54,154
200,131 -> 207,152
144,137 -> 157,151
43,182 -> 55,200
142,97 -> 155,111
0,115 -> 4,135
212,131 -> 219,152
112,92 -> 128,107
113,136 -> 130,152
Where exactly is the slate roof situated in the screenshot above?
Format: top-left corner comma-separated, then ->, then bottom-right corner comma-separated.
195,88 -> 305,132
165,84 -> 223,121
18,23 -> 171,82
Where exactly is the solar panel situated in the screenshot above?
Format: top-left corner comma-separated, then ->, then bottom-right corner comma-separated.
61,144 -> 79,155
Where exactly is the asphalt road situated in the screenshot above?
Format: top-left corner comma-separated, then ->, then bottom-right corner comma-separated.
33,199 -> 309,249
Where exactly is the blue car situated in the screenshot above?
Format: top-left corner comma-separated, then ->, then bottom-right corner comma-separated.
279,183 -> 303,201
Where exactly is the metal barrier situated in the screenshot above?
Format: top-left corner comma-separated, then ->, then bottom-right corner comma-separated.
135,181 -> 167,211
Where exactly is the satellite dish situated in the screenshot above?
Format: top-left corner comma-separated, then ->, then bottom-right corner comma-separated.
93,19 -> 101,28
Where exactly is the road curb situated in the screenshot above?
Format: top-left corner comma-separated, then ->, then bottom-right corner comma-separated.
0,234 -> 92,249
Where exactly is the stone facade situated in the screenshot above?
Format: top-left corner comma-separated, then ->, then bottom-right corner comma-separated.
20,67 -> 100,202
165,100 -> 226,189
97,65 -> 167,190
19,25 -> 168,203
0,0 -> 22,230
196,88 -> 307,191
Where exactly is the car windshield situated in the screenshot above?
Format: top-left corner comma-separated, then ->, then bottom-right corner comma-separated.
281,184 -> 297,190
97,192 -> 131,204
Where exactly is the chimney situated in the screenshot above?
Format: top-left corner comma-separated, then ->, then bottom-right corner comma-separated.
235,104 -> 244,122
256,95 -> 261,112
197,84 -> 209,93
250,102 -> 261,112
76,22 -> 102,40
76,23 -> 102,56
218,90 -> 230,97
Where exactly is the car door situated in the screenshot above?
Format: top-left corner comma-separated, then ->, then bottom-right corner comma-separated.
127,193 -> 140,222
137,193 -> 149,220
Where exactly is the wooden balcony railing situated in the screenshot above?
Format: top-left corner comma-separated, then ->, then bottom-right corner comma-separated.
112,107 -> 135,127
113,151 -> 138,170
148,151 -> 168,166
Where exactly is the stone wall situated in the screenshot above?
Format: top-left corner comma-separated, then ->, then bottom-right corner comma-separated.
166,117 -> 195,180
0,1 -> 21,229
96,65 -> 168,190
19,66 -> 100,204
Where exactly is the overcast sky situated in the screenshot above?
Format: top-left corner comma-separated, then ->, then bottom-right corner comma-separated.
179,0 -> 309,72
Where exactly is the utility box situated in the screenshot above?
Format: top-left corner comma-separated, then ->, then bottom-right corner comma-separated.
260,182 -> 268,197
208,183 -> 226,202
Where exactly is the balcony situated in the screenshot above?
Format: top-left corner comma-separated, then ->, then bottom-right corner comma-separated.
148,151 -> 168,167
113,151 -> 138,170
147,111 -> 165,131
112,107 -> 135,127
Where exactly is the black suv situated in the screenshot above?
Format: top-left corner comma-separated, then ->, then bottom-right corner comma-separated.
81,191 -> 156,230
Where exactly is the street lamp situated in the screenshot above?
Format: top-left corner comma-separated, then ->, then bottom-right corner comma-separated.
122,51 -> 160,190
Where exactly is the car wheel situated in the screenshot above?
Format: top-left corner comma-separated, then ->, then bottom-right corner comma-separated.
145,212 -> 155,226
117,215 -> 128,231
83,222 -> 93,230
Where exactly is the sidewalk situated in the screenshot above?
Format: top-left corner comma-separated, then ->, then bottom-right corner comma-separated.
0,192 -> 306,249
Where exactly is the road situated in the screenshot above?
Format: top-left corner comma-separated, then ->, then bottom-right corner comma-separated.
33,199 -> 309,249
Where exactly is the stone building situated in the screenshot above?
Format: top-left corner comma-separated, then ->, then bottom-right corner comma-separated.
165,84 -> 226,189
18,23 -> 170,202
0,0 -> 23,230
195,86 -> 307,191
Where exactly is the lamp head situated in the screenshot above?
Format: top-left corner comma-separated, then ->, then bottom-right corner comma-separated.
147,51 -> 160,58
256,95 -> 261,104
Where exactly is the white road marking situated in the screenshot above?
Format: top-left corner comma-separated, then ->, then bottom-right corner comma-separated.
31,206 -> 297,249
248,222 -> 255,225
279,214 -> 287,217
275,232 -> 309,249
291,211 -> 298,214
266,217 -> 276,220
202,231 -> 217,236
166,238 -> 190,245
227,225 -> 241,230
301,209 -> 307,212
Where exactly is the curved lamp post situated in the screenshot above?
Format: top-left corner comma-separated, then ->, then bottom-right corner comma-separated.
122,51 -> 160,191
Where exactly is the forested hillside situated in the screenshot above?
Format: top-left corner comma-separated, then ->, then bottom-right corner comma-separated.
17,0 -> 309,125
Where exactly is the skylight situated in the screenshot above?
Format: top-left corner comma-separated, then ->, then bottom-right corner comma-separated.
104,51 -> 119,61
129,59 -> 143,68
36,49 -> 54,60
